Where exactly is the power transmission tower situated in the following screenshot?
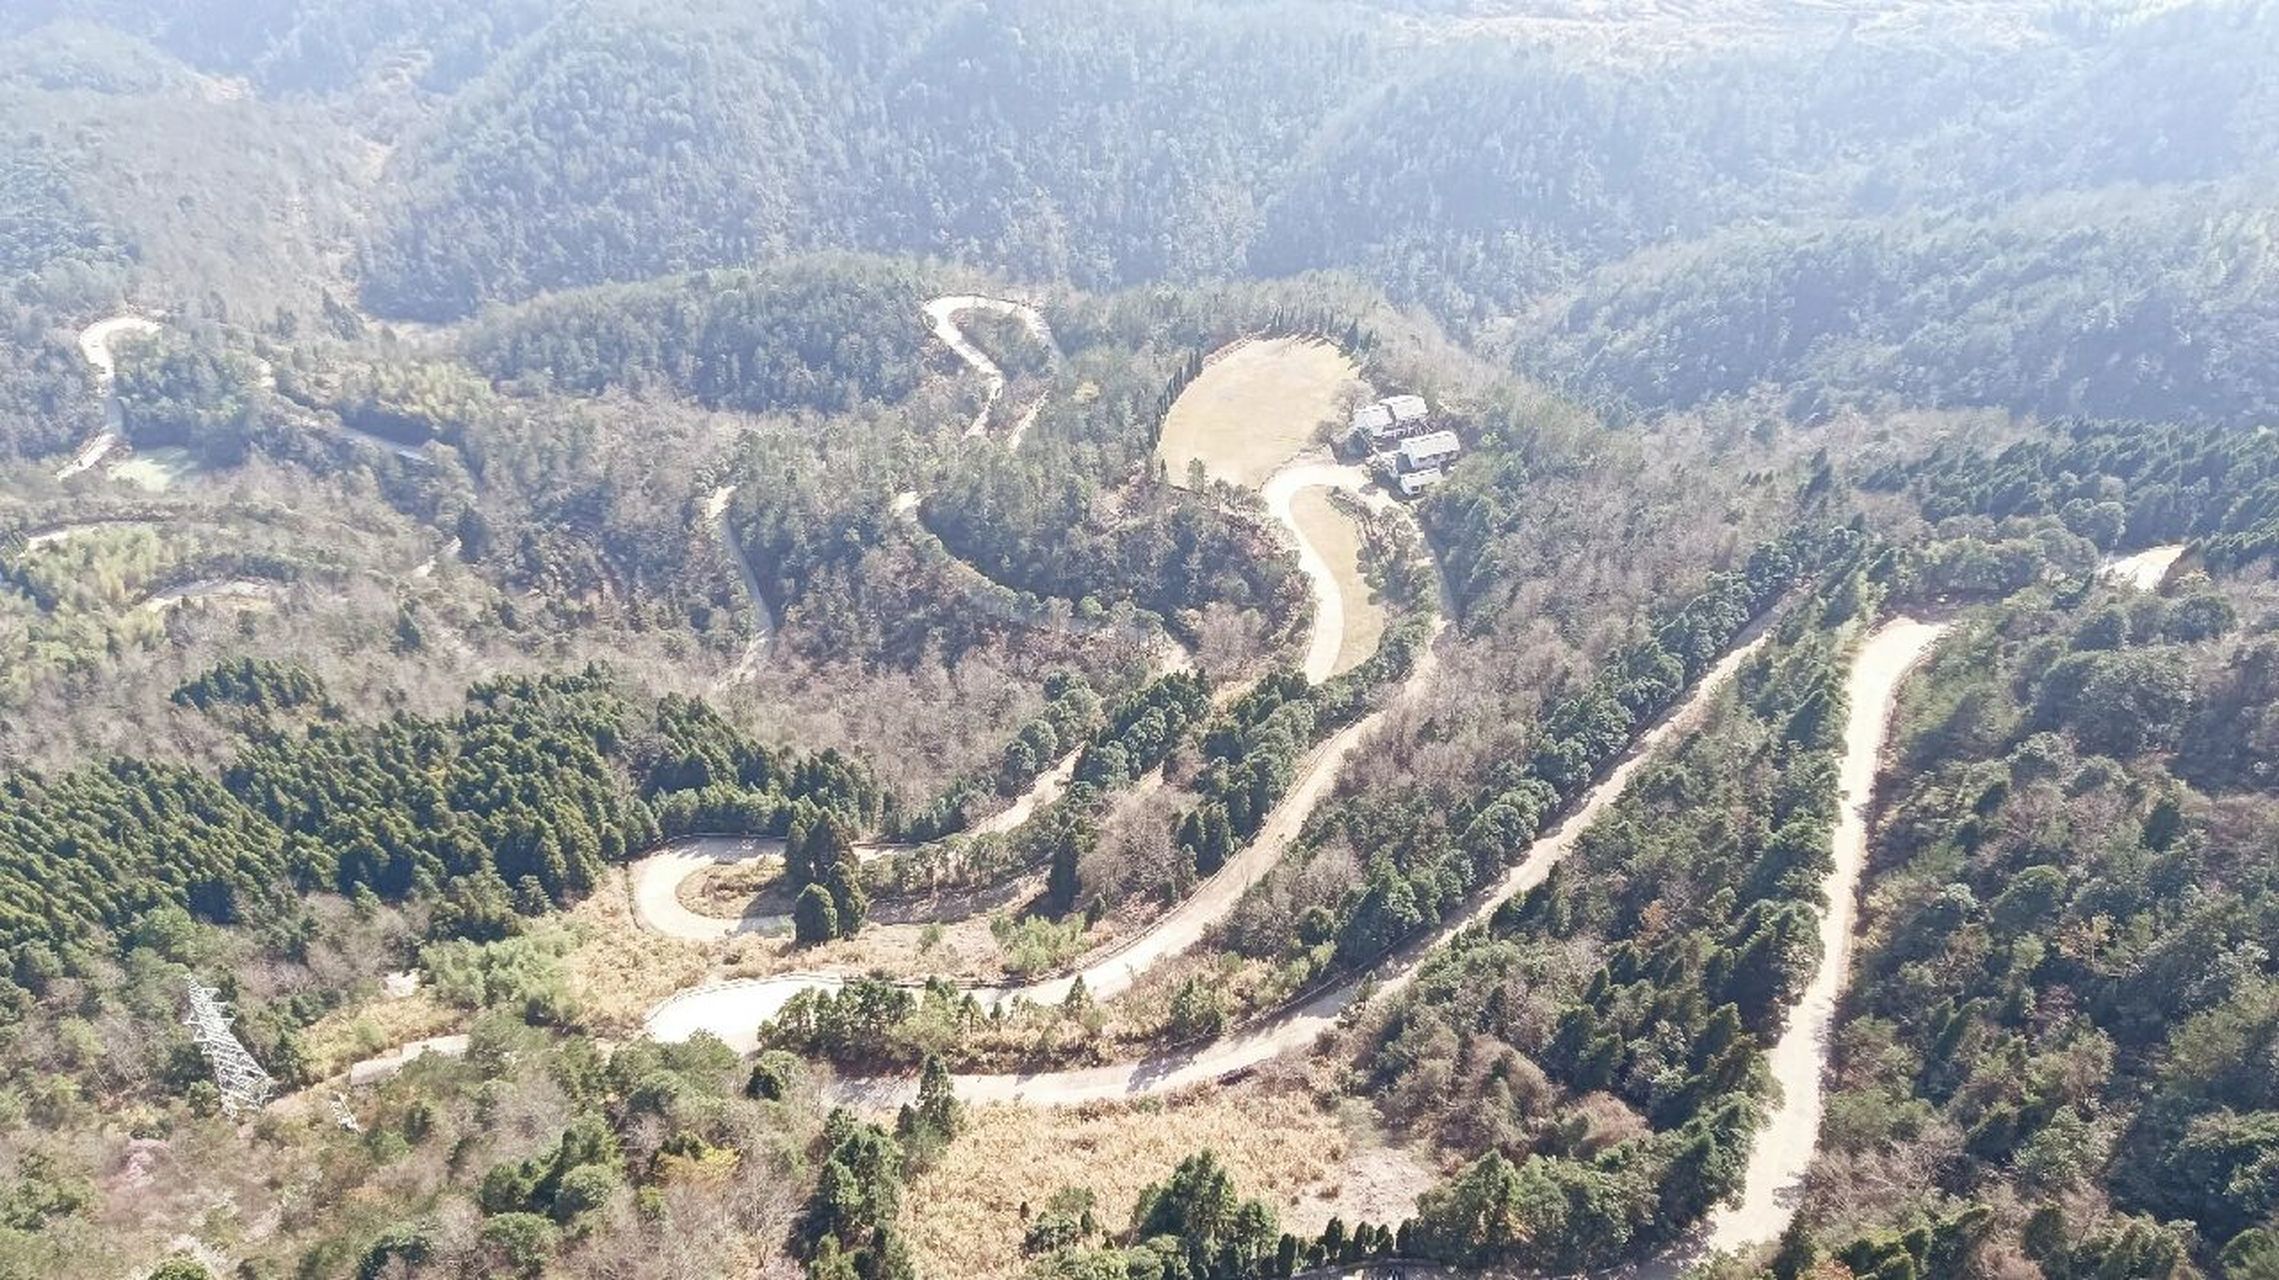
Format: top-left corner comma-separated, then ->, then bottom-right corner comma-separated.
183,980 -> 274,1114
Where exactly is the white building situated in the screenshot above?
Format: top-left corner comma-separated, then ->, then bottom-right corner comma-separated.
1396,467 -> 1445,497
1351,402 -> 1395,436
1384,394 -> 1429,426
1397,430 -> 1461,473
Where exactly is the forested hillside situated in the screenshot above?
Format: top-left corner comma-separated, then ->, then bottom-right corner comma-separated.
1794,569 -> 2279,1277
4,3 -> 2279,1280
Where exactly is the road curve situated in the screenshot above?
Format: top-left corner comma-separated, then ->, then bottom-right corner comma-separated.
629,833 -> 944,941
344,1033 -> 470,1088
139,578 -> 279,614
853,627 -> 1773,1109
59,315 -> 161,479
642,617 -> 1447,1050
1262,458 -> 1377,683
922,295 -> 1055,445
2102,543 -> 2188,591
645,352 -> 1427,1079
1698,618 -> 1949,1257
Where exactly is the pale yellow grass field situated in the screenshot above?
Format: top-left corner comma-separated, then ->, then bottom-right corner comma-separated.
1157,339 -> 1361,490
1286,489 -> 1386,676
561,876 -> 714,1032
904,1086 -> 1437,1279
110,446 -> 202,491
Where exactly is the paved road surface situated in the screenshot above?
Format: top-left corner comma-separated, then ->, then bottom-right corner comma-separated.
59,315 -> 161,479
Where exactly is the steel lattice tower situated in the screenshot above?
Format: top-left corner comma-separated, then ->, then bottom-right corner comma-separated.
183,980 -> 275,1114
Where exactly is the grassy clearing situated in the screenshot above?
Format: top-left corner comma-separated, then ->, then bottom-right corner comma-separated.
1157,338 -> 1361,490
560,876 -> 714,1032
110,446 -> 203,491
299,989 -> 463,1079
905,1086 -> 1369,1280
1286,489 -> 1386,676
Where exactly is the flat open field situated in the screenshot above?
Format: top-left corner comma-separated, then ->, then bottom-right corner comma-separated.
1157,338 -> 1361,490
903,1087 -> 1434,1279
1286,489 -> 1385,676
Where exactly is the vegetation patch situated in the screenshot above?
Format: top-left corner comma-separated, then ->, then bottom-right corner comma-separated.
903,1088 -> 1354,1280
1287,488 -> 1386,677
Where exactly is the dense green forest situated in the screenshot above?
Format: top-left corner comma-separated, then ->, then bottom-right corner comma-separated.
462,260 -> 934,415
1364,614 -> 1859,1272
0,667 -> 883,983
1517,188 -> 2279,427
1784,570 -> 2279,1278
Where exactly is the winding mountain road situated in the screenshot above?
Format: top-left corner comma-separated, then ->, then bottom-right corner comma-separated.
643,610 -> 1450,1054
704,484 -> 776,684
59,315 -> 161,480
1262,458 -> 1378,683
1696,618 -> 1948,1258
922,295 -> 1056,446
1685,549 -> 2185,1261
643,360 -> 1421,1058
850,626 -> 1771,1109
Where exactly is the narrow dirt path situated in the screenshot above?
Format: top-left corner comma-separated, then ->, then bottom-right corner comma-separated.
704,484 -> 776,684
60,315 -> 161,480
1697,618 -> 1949,1258
922,295 -> 1055,445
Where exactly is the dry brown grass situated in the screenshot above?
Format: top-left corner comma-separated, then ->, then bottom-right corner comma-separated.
561,874 -> 715,1032
678,859 -> 789,917
299,989 -> 463,1079
1286,489 -> 1386,676
1157,339 -> 1362,490
904,1084 -> 1433,1280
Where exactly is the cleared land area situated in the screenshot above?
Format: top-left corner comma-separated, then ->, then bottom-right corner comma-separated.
903,1088 -> 1428,1280
1286,488 -> 1385,676
1156,338 -> 1360,490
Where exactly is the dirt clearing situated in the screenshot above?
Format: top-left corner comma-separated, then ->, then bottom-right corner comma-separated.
1157,339 -> 1361,490
903,1086 -> 1430,1279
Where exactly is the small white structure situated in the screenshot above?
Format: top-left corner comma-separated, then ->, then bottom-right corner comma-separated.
1396,468 -> 1445,497
1384,394 -> 1429,426
1397,430 -> 1462,473
1351,402 -> 1395,436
